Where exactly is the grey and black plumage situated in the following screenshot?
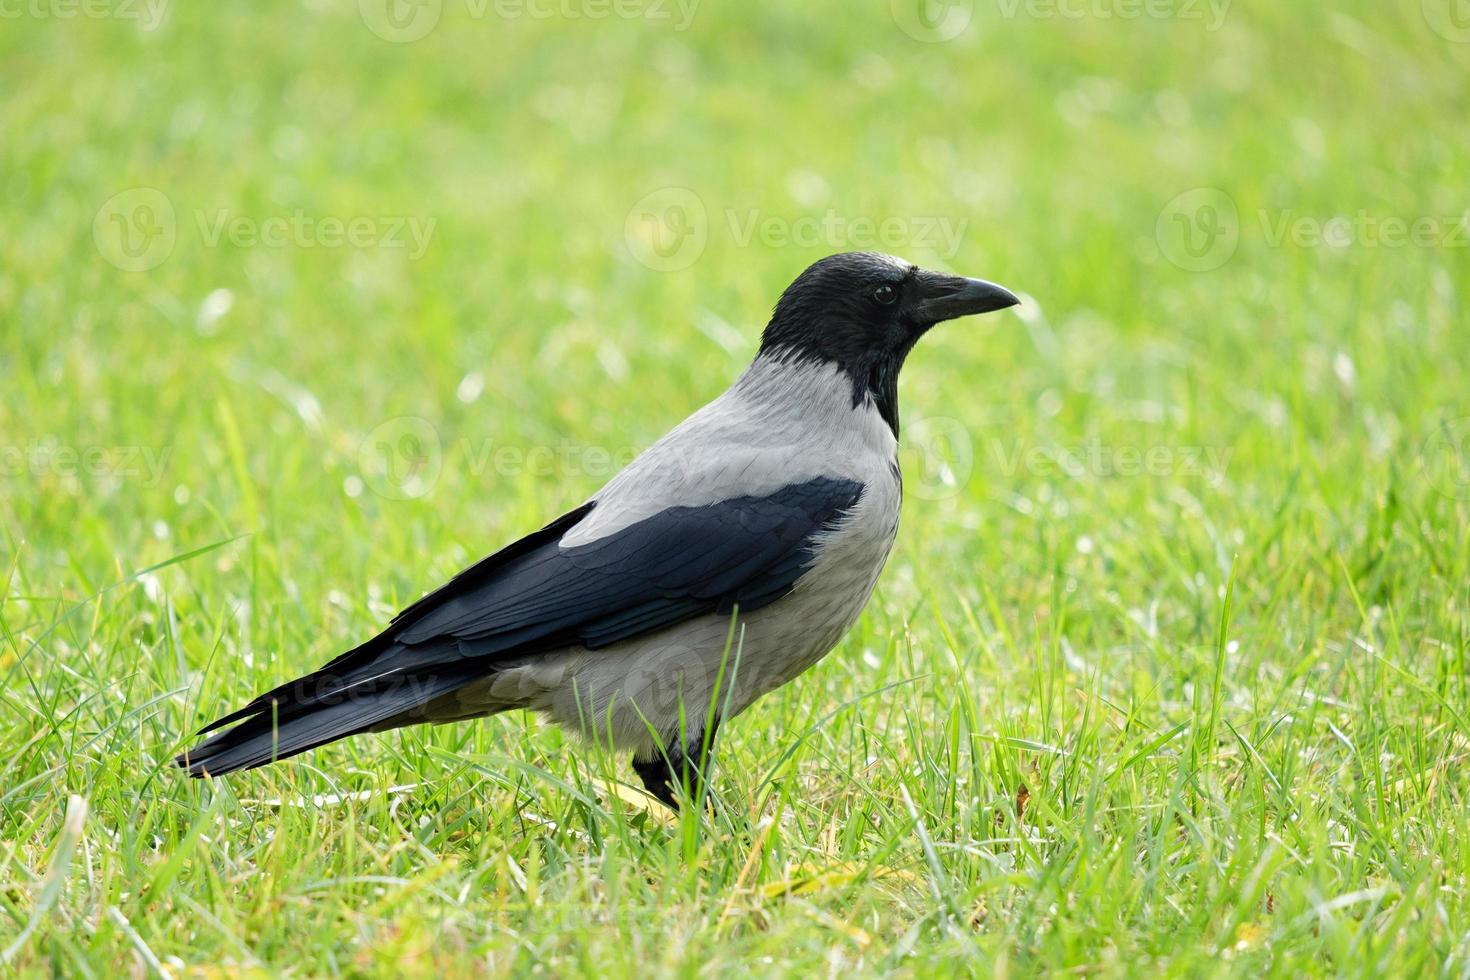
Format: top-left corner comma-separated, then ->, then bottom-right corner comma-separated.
177,252 -> 1019,807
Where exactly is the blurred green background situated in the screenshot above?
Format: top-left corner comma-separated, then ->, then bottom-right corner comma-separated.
3,0 -> 1469,975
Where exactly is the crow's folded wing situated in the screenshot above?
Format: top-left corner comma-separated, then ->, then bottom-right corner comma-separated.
395,474 -> 865,656
193,475 -> 865,739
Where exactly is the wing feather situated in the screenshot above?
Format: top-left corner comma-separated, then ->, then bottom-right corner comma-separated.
182,476 -> 865,773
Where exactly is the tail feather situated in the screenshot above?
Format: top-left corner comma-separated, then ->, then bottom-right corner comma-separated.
175,642 -> 479,777
178,505 -> 600,777
191,632 -> 400,737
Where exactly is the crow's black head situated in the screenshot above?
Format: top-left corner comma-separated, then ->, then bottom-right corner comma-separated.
759,252 -> 1018,433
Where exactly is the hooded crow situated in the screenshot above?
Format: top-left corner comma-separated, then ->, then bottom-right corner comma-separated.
177,252 -> 1019,808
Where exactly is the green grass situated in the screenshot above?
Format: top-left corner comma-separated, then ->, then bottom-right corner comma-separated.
3,0 -> 1470,975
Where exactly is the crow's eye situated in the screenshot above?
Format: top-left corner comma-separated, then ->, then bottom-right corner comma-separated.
873,284 -> 898,305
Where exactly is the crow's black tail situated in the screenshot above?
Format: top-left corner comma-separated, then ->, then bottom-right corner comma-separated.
176,502 -> 599,777
175,635 -> 478,777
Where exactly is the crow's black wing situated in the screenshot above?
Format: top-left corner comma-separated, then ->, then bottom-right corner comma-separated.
396,476 -> 864,654
178,476 -> 864,775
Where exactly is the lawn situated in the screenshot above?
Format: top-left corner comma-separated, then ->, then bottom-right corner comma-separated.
3,0 -> 1469,975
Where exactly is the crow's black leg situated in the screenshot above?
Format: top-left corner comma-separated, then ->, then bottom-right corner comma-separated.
632,721 -> 720,810
631,754 -> 681,810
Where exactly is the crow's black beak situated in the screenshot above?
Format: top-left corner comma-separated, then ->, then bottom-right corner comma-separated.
913,272 -> 1020,324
